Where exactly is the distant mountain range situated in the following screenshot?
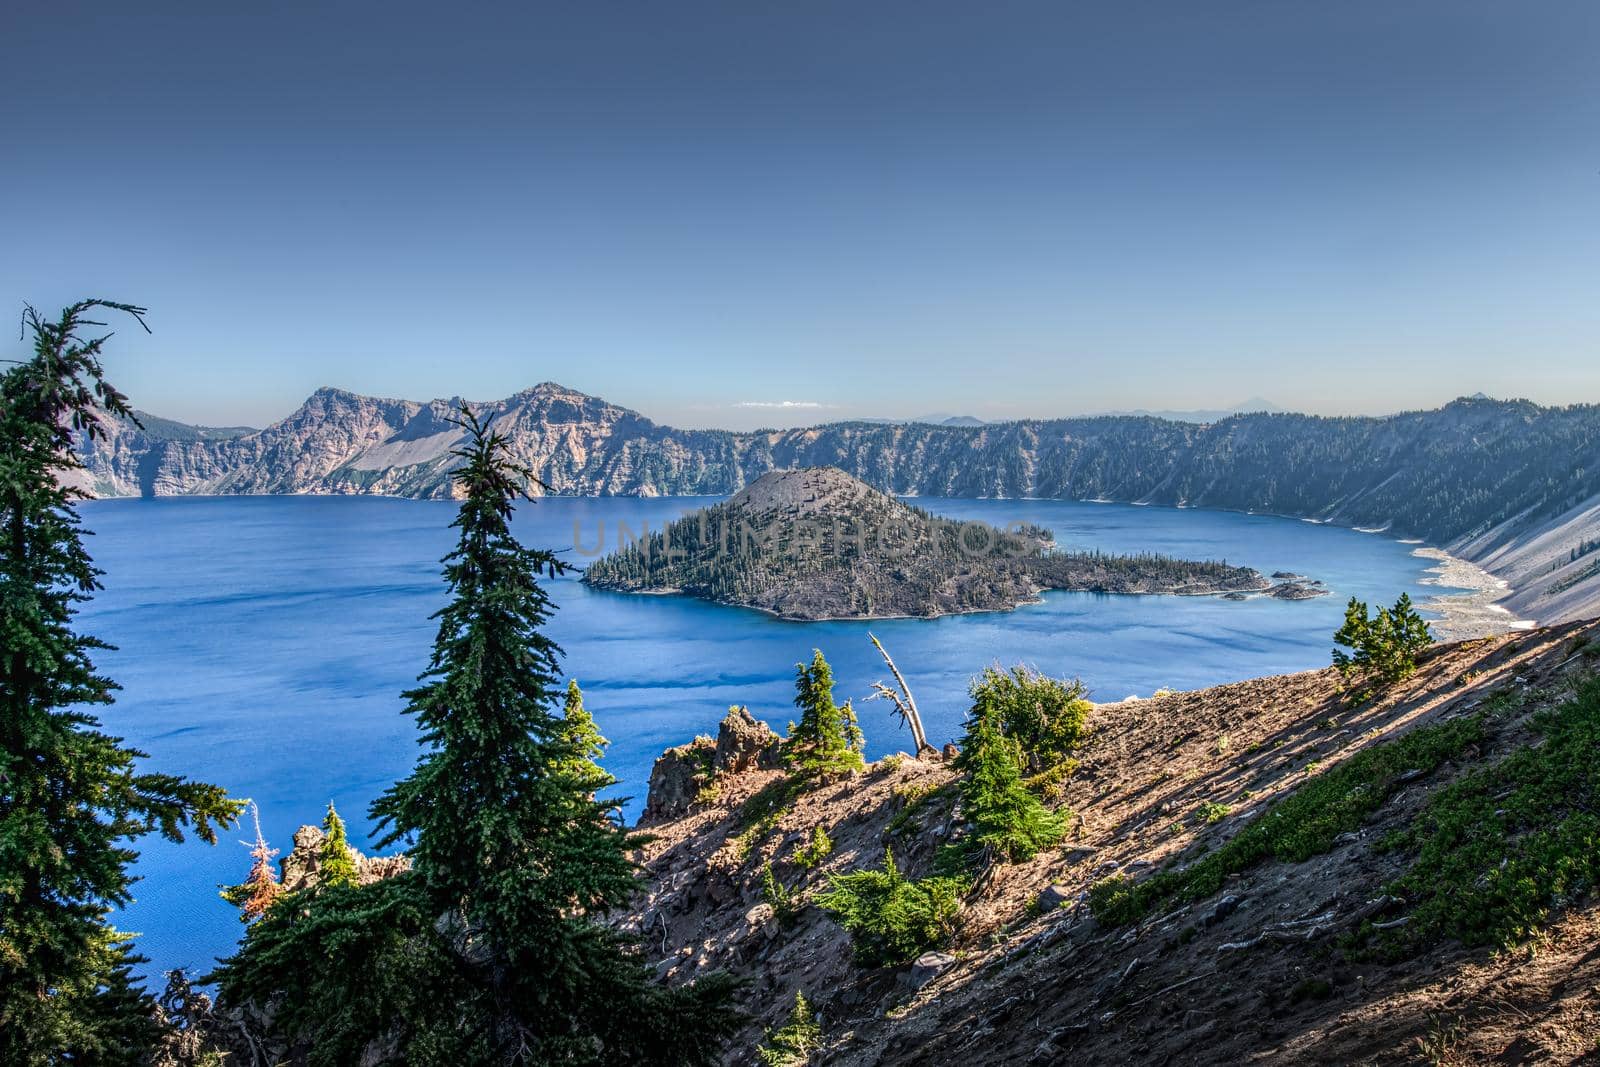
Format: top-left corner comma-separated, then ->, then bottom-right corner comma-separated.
72,383 -> 1600,624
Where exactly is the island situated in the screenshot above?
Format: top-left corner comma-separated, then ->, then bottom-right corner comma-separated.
580,467 -> 1315,620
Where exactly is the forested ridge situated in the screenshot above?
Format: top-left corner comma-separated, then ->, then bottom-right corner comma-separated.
78,389 -> 1600,549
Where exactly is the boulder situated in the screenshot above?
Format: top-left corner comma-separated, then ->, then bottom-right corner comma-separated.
1036,884 -> 1074,912
714,706 -> 782,773
904,951 -> 957,990
642,735 -> 715,823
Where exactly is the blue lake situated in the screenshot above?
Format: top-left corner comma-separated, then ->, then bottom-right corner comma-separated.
77,495 -> 1466,981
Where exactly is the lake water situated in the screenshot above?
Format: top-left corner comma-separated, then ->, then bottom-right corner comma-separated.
77,495 -> 1468,981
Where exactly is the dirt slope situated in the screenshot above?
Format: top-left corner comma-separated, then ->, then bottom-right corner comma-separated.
628,618 -> 1600,1065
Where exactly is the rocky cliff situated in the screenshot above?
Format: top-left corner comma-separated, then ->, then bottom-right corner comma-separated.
74,386 -> 1600,622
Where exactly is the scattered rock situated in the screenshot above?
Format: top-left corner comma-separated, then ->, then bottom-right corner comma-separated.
1204,894 -> 1243,926
904,951 -> 957,990
1037,884 -> 1074,912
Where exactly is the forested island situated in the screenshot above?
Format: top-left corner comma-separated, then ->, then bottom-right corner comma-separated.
581,468 -> 1304,619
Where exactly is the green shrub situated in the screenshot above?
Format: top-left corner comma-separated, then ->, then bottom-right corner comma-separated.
885,780 -> 952,836
950,677 -> 1067,866
816,848 -> 966,965
757,991 -> 822,1066
793,825 -> 833,869
1375,679 -> 1600,955
762,864 -> 803,928
1333,593 -> 1433,685
969,665 -> 1091,773
1195,800 -> 1231,825
1089,713 -> 1484,925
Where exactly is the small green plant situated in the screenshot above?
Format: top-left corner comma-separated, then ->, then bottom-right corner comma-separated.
876,753 -> 906,774
757,991 -> 822,1067
762,863 -> 803,928
1412,1013 -> 1465,1066
794,825 -> 834,869
1195,800 -> 1231,825
886,780 -> 952,836
1332,593 -> 1433,685
816,848 -> 966,965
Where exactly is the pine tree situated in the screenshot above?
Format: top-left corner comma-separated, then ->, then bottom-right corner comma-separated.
785,649 -> 865,777
0,300 -> 241,1065
1333,593 -> 1434,685
222,803 -> 283,921
216,409 -> 741,1065
557,679 -> 612,796
950,680 -> 1065,865
1332,596 -> 1371,676
318,803 -> 360,889
757,991 -> 822,1067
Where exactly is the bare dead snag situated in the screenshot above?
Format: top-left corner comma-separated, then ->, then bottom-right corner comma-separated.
866,632 -> 937,757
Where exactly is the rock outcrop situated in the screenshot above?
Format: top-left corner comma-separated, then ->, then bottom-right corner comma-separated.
643,706 -> 786,822
278,824 -> 410,892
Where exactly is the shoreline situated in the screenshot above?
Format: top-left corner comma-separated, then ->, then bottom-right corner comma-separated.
88,492 -> 1542,636
1410,546 -> 1535,641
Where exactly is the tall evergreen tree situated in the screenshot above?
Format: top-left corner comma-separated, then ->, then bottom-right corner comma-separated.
785,649 -> 865,776
216,410 -> 740,1065
0,300 -> 241,1064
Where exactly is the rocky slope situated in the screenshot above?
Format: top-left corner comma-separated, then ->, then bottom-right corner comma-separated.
73,386 -> 1600,622
581,468 -> 1278,619
628,618 -> 1600,1065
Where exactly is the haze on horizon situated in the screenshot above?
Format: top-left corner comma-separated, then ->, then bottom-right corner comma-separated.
3,1 -> 1597,432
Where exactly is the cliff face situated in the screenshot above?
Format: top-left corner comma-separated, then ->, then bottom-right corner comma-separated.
73,386 -> 1600,621
628,618 -> 1600,1065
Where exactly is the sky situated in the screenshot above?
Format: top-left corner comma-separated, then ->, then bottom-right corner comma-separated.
3,1 -> 1597,430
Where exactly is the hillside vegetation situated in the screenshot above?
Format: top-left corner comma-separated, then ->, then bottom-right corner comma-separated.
626,618 -> 1600,1064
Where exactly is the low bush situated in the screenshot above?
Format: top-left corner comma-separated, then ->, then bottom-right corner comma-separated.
762,864 -> 803,928
1089,712 -> 1485,925
1373,678 -> 1600,954
969,665 -> 1092,773
793,825 -> 833,869
816,848 -> 966,965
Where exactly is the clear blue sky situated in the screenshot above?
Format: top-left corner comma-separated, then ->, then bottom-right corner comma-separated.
3,1 -> 1597,430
